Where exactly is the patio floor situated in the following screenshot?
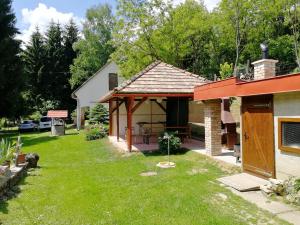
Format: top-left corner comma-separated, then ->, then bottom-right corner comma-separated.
108,136 -> 241,167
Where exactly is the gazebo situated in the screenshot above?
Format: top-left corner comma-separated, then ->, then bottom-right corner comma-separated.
100,61 -> 208,151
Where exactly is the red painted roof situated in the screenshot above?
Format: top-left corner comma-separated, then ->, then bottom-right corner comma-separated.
194,73 -> 300,101
47,110 -> 68,118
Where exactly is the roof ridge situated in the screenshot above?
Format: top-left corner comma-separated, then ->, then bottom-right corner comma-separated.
162,62 -> 207,82
116,60 -> 161,92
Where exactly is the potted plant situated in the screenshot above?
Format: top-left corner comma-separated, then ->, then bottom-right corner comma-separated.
14,136 -> 26,166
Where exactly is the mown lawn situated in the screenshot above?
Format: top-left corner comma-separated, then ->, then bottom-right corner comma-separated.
0,129 -> 288,225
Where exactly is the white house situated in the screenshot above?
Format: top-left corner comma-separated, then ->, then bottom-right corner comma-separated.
71,61 -> 123,130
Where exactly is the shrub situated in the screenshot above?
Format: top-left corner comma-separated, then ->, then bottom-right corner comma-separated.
0,138 -> 16,164
158,131 -> 181,154
85,125 -> 108,141
89,104 -> 109,124
283,177 -> 300,206
219,62 -> 233,80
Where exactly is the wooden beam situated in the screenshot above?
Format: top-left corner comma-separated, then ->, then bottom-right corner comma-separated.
109,100 -> 113,136
116,98 -> 120,142
131,97 -> 147,113
125,97 -> 134,152
111,101 -> 124,114
154,100 -> 166,113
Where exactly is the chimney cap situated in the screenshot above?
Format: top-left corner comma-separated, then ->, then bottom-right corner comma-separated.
252,59 -> 278,65
260,43 -> 269,59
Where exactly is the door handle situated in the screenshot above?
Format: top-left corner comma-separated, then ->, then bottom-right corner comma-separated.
244,132 -> 249,140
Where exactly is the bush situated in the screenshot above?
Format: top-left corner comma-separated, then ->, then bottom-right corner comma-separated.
219,62 -> 233,80
89,104 -> 109,124
85,125 -> 108,141
0,138 -> 16,164
158,131 -> 181,154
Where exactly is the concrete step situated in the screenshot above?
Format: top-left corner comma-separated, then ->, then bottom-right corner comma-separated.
217,173 -> 268,192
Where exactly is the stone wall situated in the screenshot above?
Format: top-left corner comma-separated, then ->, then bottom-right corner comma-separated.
0,164 -> 28,198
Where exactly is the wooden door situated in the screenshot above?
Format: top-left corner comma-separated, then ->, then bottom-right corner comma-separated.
242,95 -> 275,178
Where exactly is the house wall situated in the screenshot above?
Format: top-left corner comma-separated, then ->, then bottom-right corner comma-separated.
112,100 -> 166,137
189,101 -> 204,123
75,62 -> 122,108
274,91 -> 300,179
230,97 -> 241,125
230,97 -> 241,143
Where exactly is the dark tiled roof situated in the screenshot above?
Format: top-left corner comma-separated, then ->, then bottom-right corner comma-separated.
116,61 -> 208,94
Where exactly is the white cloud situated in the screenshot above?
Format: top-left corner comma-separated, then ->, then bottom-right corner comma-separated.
17,3 -> 82,45
172,0 -> 220,11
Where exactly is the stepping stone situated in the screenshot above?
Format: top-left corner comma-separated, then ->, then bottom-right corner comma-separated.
140,171 -> 157,177
217,173 -> 268,192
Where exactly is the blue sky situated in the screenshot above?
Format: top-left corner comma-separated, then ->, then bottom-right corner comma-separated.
12,0 -> 117,30
12,0 -> 220,44
12,0 -> 117,43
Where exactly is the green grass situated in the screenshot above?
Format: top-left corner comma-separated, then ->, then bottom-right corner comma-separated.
0,130 -> 288,225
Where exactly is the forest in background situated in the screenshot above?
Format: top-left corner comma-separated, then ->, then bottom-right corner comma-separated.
1,0 -> 300,121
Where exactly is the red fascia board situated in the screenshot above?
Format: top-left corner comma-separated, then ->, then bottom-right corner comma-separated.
194,73 -> 300,100
236,73 -> 300,96
194,77 -> 237,101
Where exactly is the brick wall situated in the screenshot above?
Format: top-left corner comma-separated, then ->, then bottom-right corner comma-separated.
204,100 -> 222,156
252,59 -> 278,80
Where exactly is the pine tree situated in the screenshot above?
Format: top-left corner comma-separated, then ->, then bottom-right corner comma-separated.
0,0 -> 23,118
61,20 -> 79,112
22,27 -> 46,108
44,22 -> 64,102
63,19 -> 79,68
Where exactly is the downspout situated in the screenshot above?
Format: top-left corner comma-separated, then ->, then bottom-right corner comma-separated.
71,92 -> 81,131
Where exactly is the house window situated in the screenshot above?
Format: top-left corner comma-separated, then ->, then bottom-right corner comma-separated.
109,73 -> 118,90
278,118 -> 300,154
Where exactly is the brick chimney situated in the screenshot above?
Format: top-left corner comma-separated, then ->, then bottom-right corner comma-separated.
251,59 -> 278,80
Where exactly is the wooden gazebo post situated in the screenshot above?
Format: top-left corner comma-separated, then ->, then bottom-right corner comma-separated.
116,98 -> 120,142
126,97 -> 134,152
109,99 -> 113,136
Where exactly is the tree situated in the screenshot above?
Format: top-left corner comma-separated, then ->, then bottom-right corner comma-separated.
63,20 -> 79,68
218,0 -> 254,75
70,4 -> 115,89
219,62 -> 234,79
22,27 -> 47,113
0,0 -> 24,118
89,104 -> 108,124
113,0 -> 216,79
61,20 -> 79,111
112,0 -> 171,78
44,22 -> 65,102
285,0 -> 300,70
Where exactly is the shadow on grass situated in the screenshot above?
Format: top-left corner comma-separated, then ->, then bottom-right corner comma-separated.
21,135 -> 58,148
0,167 -> 37,214
142,148 -> 190,157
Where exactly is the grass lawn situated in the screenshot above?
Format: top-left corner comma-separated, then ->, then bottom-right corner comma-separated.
0,129 -> 288,225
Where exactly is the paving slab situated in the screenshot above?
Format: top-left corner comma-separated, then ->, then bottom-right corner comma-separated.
229,187 -> 300,225
218,173 -> 268,191
277,211 -> 300,225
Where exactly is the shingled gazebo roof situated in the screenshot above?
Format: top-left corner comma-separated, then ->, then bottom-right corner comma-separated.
100,61 -> 208,102
116,61 -> 208,94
